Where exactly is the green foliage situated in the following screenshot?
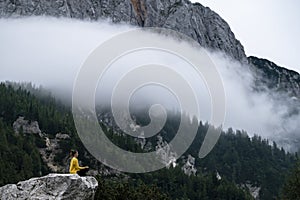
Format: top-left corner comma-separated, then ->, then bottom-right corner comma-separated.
0,119 -> 46,186
0,82 -> 297,200
131,167 -> 253,200
0,82 -> 72,186
281,160 -> 300,199
176,124 -> 296,199
0,83 -> 73,135
95,176 -> 169,200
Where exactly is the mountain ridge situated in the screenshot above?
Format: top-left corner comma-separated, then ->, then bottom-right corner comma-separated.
248,56 -> 300,99
0,0 -> 298,98
0,0 -> 246,62
0,1 -> 299,199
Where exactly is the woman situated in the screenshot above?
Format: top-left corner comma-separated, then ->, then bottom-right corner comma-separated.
69,150 -> 89,176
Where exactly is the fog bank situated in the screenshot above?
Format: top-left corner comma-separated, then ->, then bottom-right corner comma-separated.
0,17 -> 299,151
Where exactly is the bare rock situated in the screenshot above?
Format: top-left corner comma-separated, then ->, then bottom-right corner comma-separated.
13,116 -> 42,136
181,154 -> 197,176
0,174 -> 98,200
39,134 -> 71,173
0,0 -> 246,62
56,132 -> 71,140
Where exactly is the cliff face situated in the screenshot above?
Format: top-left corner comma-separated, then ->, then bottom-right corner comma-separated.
0,0 -> 246,62
249,56 -> 300,99
0,0 -> 298,99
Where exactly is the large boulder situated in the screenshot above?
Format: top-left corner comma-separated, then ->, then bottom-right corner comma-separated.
0,174 -> 98,200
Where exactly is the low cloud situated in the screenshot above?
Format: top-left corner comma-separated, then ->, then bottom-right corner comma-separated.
0,17 -> 298,151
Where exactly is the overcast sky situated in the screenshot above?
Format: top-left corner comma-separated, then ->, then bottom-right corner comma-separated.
192,0 -> 300,73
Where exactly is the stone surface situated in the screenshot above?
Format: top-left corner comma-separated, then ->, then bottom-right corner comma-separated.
181,154 -> 197,176
0,0 -> 297,99
0,174 -> 98,200
156,135 -> 177,168
12,117 -> 71,173
241,183 -> 261,200
13,116 -> 42,136
0,0 -> 246,62
39,133 -> 71,173
249,56 -> 300,99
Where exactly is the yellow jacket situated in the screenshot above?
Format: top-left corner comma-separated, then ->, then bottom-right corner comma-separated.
69,157 -> 85,174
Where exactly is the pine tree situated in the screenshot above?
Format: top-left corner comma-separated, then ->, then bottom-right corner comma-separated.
281,160 -> 300,199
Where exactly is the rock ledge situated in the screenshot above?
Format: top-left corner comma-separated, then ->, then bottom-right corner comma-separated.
0,173 -> 98,200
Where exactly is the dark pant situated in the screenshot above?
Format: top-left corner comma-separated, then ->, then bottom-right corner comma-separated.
77,168 -> 89,176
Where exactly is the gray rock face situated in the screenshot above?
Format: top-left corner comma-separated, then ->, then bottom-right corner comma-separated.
248,56 -> 300,99
0,0 -> 297,105
0,174 -> 98,200
12,116 -> 72,173
0,0 -> 246,62
181,154 -> 197,176
13,116 -> 43,136
241,183 -> 261,200
39,133 -> 71,173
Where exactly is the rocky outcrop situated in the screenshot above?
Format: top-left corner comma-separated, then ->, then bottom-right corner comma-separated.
39,133 -> 71,173
12,116 -> 71,172
248,56 -> 300,99
0,174 -> 98,200
181,154 -> 197,176
0,173 -> 98,200
12,116 -> 109,176
241,183 -> 260,200
12,116 -> 74,173
13,116 -> 43,136
0,0 -> 246,62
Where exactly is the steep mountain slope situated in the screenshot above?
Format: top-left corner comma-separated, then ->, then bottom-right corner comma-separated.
0,83 -> 297,199
1,0 -> 298,99
249,56 -> 300,99
0,0 -> 246,62
0,1 -> 299,199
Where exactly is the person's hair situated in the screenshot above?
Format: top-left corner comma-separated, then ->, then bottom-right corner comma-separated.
70,149 -> 77,157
